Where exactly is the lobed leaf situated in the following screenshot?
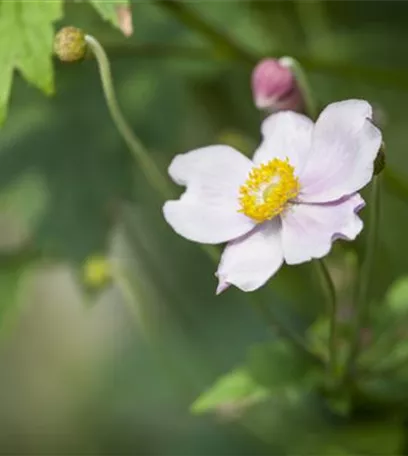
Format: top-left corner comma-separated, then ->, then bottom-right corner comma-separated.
88,0 -> 132,34
0,0 -> 63,124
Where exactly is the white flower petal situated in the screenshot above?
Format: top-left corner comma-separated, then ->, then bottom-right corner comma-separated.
164,145 -> 255,244
163,198 -> 254,244
253,111 -> 313,171
281,194 -> 365,265
299,100 -> 382,203
216,219 -> 283,292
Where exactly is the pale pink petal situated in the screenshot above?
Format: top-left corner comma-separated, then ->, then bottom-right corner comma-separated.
216,219 -> 283,292
116,5 -> 133,37
252,111 -> 313,171
281,194 -> 365,265
163,145 -> 255,244
299,100 -> 382,203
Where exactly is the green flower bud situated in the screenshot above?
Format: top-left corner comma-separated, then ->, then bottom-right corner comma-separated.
374,142 -> 386,176
83,255 -> 112,288
54,26 -> 87,62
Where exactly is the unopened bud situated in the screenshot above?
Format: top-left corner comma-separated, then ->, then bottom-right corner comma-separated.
374,142 -> 386,176
251,58 -> 302,112
54,26 -> 87,62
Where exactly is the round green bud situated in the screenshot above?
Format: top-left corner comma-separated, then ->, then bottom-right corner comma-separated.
54,26 -> 87,62
374,142 -> 386,176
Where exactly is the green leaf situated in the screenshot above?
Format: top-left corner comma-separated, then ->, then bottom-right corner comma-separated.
247,341 -> 318,390
88,0 -> 131,31
0,0 -> 62,124
241,392 -> 327,452
386,275 -> 408,314
191,341 -> 320,417
191,367 -> 269,415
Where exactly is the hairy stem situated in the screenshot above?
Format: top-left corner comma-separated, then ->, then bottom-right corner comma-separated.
280,56 -> 318,119
85,35 -> 173,198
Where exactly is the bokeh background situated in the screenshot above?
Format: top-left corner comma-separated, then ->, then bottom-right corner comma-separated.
2,1 -> 408,454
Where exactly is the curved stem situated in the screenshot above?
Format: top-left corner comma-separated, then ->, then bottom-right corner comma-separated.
315,259 -> 337,375
84,34 -> 311,356
346,176 -> 381,378
280,56 -> 318,120
85,35 -> 174,199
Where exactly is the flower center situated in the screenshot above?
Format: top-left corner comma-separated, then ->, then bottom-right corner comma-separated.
238,158 -> 300,223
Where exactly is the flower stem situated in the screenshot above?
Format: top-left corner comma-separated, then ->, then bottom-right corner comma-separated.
280,56 -> 318,120
84,35 -> 174,199
315,259 -> 338,375
85,35 -> 220,262
346,176 -> 381,378
84,33 -> 320,363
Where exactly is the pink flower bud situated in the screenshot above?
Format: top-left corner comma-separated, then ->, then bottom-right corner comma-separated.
251,58 -> 302,112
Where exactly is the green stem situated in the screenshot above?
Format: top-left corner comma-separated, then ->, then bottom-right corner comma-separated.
98,44 -> 408,205
346,176 -> 381,378
85,35 -> 174,199
85,33 -> 316,359
102,25 -> 318,120
155,0 -> 407,92
315,259 -> 337,375
280,56 -> 318,119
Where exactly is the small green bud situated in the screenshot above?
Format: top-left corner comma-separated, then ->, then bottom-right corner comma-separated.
374,142 -> 386,175
83,255 -> 112,288
54,26 -> 87,62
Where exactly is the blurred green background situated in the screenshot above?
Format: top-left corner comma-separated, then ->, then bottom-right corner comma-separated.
2,1 -> 408,454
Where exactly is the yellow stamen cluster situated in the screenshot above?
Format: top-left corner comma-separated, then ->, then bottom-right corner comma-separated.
239,158 -> 300,222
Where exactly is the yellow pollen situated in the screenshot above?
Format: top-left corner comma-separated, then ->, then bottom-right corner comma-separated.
238,158 -> 300,222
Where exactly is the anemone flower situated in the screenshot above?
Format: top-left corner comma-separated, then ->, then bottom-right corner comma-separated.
163,100 -> 382,293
